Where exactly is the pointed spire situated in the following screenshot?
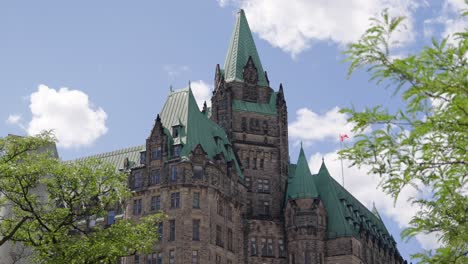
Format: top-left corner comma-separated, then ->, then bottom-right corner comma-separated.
202,101 -> 208,114
371,202 -> 382,220
188,80 -> 191,89
223,9 -> 268,86
319,158 -> 330,176
286,146 -> 319,200
170,85 -> 173,92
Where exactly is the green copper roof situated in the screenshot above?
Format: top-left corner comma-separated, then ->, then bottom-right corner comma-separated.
286,149 -> 397,249
223,9 -> 268,86
315,162 -> 396,248
232,92 -> 277,115
71,145 -> 145,170
286,146 -> 319,199
159,87 -> 243,178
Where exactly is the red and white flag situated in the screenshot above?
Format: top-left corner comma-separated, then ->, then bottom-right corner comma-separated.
339,134 -> 349,142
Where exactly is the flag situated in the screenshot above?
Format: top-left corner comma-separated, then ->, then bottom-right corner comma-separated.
339,134 -> 349,142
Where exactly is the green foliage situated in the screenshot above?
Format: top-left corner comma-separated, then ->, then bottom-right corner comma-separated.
342,9 -> 467,263
0,132 -> 164,263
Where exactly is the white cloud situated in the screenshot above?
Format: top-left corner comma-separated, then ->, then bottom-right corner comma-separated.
6,114 -> 22,125
27,85 -> 108,148
220,0 -> 418,56
288,107 -> 356,145
217,0 -> 231,7
163,65 -> 190,79
424,0 -> 467,45
442,0 -> 467,44
190,80 -> 212,110
306,149 -> 440,250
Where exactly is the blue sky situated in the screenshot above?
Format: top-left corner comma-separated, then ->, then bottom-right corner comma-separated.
1,0 -> 466,261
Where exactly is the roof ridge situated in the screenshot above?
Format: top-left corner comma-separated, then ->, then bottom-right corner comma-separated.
69,145 -> 145,161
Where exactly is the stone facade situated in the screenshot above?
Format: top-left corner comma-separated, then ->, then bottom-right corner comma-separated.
120,10 -> 406,264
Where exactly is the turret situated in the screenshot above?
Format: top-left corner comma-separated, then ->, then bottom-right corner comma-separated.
285,146 -> 326,263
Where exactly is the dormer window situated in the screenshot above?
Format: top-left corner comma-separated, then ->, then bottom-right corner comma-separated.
140,151 -> 146,164
172,125 -> 181,138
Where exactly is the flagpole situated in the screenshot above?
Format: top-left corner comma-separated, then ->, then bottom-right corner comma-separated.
340,140 -> 344,188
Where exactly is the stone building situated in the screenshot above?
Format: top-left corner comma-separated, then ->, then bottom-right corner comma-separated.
80,10 -> 407,264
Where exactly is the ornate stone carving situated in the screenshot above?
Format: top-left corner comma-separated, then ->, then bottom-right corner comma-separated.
243,56 -> 258,85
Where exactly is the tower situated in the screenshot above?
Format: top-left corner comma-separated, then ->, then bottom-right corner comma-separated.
211,8 -> 289,221
211,10 -> 290,263
285,147 -> 327,264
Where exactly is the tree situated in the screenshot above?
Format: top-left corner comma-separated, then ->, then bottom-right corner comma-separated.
0,132 -> 164,263
341,8 -> 467,263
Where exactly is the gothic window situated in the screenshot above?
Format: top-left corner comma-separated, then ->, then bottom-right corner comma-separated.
257,179 -> 270,193
244,158 -> 250,169
267,238 -> 274,256
134,255 -> 140,264
227,228 -> 233,251
192,192 -> 200,209
169,220 -> 176,241
263,120 -> 269,134
262,201 -> 270,216
140,151 -> 146,164
151,147 -> 161,160
192,219 -> 200,241
169,250 -> 175,264
170,166 -> 177,182
245,176 -> 251,190
157,146 -> 162,158
192,250 -> 199,264
158,222 -> 163,240
170,192 -> 180,209
216,225 -> 223,247
172,126 -> 181,138
261,238 -> 267,256
247,199 -> 253,215
133,199 -> 142,215
150,169 -> 160,185
278,239 -> 285,257
134,172 -> 142,189
151,195 -> 161,211
252,157 -> 257,169
216,255 -> 222,264
157,253 -> 162,264
173,144 -> 182,157
305,252 -> 311,264
260,158 -> 264,169
107,210 -> 115,225
241,117 -> 247,131
250,237 -> 257,256
249,119 -> 255,131
193,166 -> 203,179
217,199 -> 224,216
147,253 -> 154,264
227,205 -> 232,221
